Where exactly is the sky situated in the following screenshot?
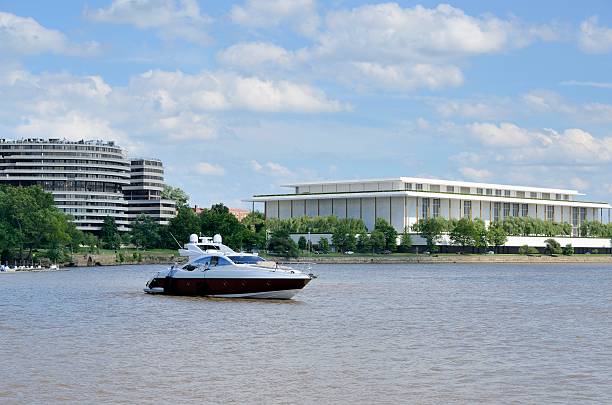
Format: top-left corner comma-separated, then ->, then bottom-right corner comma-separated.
1,0 -> 611,209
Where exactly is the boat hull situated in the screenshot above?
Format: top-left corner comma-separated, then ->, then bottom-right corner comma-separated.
145,276 -> 311,299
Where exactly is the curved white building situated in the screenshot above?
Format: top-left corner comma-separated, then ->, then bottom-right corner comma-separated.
0,139 -> 176,232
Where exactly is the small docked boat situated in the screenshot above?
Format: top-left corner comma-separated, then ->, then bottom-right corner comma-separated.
144,234 -> 314,299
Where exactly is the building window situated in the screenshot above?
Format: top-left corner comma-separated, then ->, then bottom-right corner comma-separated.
432,198 -> 441,218
512,203 -> 520,217
546,205 -> 555,221
495,190 -> 502,196
476,188 -> 483,195
416,183 -> 423,191
521,204 -> 528,217
493,202 -> 501,222
447,186 -> 455,193
405,183 -> 412,190
504,190 -> 511,197
421,198 -> 430,219
542,193 -> 550,199
503,203 -> 510,219
516,191 -> 525,198
430,184 -> 440,192
556,194 -> 562,200
530,192 -> 538,198
486,189 -> 493,196
572,207 -> 586,236
463,201 -> 472,219
564,195 -> 569,201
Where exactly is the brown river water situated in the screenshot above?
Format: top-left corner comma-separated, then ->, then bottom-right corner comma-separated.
1,263 -> 611,404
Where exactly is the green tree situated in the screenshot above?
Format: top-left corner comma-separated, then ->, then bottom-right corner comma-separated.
297,236 -> 307,251
318,237 -> 330,253
486,222 -> 508,253
82,232 -> 100,254
544,238 -> 562,255
562,244 -> 574,256
370,230 -> 386,253
199,203 -> 250,250
161,185 -> 189,208
100,216 -> 121,250
163,205 -> 200,247
332,222 -> 356,253
412,218 -> 446,253
355,233 -> 371,253
449,218 -> 477,250
374,218 -> 398,251
131,214 -> 161,249
266,229 -> 298,258
398,228 -> 413,253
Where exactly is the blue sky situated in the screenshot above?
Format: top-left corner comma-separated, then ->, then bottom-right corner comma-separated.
1,0 -> 611,209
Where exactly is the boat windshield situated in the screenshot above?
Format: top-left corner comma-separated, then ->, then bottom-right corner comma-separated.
227,255 -> 266,264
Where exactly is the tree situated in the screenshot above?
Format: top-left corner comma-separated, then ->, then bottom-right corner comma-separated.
544,238 -> 562,255
519,245 -> 539,255
449,218 -> 476,250
267,229 -> 299,258
82,232 -> 100,254
298,236 -> 307,251
562,244 -> 574,256
398,228 -> 413,253
100,216 -> 121,250
355,234 -> 371,253
486,222 -> 508,253
163,206 -> 200,247
374,218 -> 397,251
318,237 -> 330,254
131,214 -> 161,249
370,230 -> 386,253
412,218 -> 446,253
161,185 -> 189,208
332,222 -> 356,253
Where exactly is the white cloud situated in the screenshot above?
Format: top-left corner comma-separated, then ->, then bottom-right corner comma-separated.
560,80 -> 612,89
459,167 -> 492,181
156,112 -> 217,140
251,160 -> 293,176
87,0 -> 212,44
230,0 -> 319,36
197,162 -> 225,175
0,11 -> 98,55
217,42 -> 294,69
468,122 -> 535,147
15,111 -> 126,142
131,69 -> 347,113
350,62 -> 463,91
578,16 -> 612,54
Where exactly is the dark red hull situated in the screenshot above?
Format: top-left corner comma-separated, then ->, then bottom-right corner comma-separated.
147,277 -> 311,297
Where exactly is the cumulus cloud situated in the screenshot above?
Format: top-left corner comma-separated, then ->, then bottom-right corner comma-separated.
87,0 -> 212,44
467,122 -> 612,165
217,42 -> 294,69
15,111 -> 126,142
222,3 -> 557,92
197,162 -> 225,175
250,160 -> 293,176
131,69 -> 347,113
459,167 -> 492,181
0,11 -> 98,55
468,122 -> 536,147
230,0 -> 319,36
578,16 -> 612,53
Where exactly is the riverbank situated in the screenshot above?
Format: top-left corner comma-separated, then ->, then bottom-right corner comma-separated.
276,254 -> 612,264
65,250 -> 179,267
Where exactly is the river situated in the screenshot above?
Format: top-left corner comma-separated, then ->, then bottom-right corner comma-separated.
1,263 -> 611,404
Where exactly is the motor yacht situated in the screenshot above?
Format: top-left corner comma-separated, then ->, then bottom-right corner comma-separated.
143,234 -> 314,299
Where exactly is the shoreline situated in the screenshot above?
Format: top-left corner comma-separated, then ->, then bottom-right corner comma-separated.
278,255 -> 612,265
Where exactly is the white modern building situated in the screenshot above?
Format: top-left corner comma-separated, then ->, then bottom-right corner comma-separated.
248,177 -> 611,250
0,139 -> 176,232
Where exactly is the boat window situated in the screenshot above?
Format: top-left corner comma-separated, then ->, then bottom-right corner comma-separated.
227,255 -> 266,264
208,256 -> 232,266
200,244 -> 220,250
183,264 -> 197,271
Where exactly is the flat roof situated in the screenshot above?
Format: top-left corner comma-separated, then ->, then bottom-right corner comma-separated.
281,177 -> 582,195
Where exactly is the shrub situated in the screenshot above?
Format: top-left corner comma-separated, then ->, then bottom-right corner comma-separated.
562,244 -> 574,256
297,236 -> 307,251
318,237 -> 330,254
544,239 -> 562,255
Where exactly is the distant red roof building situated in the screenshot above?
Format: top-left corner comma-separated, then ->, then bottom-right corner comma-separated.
229,207 -> 250,221
192,205 -> 250,221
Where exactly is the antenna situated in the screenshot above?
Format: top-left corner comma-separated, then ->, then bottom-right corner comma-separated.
169,232 -> 182,249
